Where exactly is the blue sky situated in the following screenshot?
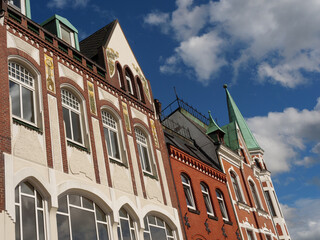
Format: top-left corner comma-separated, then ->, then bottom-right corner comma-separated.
31,0 -> 320,239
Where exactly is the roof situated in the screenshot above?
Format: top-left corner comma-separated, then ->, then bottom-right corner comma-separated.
223,85 -> 261,151
79,20 -> 117,59
221,121 -> 239,151
41,14 -> 78,33
206,111 -> 225,135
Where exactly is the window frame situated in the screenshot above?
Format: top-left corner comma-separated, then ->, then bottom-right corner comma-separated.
59,23 -> 75,48
230,171 -> 244,203
216,189 -> 229,221
125,69 -> 134,95
247,229 -> 256,240
249,180 -> 263,210
143,215 -> 175,240
117,207 -> 137,240
181,174 -> 196,210
200,182 -> 214,216
264,190 -> 277,217
135,127 -> 154,175
61,88 -> 84,146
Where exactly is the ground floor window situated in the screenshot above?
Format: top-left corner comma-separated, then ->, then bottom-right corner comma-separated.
143,215 -> 174,240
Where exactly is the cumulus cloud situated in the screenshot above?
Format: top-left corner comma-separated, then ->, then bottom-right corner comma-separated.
48,0 -> 89,9
145,0 -> 320,86
247,101 -> 320,173
282,199 -> 320,240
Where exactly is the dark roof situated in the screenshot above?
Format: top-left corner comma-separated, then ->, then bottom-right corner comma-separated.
79,20 -> 117,59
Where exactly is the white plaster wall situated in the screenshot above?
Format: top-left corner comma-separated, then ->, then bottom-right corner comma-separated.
12,124 -> 46,166
110,163 -> 133,194
48,95 -> 63,171
58,63 -> 83,90
131,108 -> 148,126
7,31 -> 40,65
98,87 -> 120,110
144,176 -> 163,204
128,136 -> 143,197
0,212 -> 15,240
92,117 -> 108,185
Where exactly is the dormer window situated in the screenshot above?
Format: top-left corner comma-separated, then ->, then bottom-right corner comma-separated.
8,0 -> 31,18
60,24 -> 75,47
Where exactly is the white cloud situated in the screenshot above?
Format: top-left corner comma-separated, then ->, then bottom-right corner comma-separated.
315,97 -> 320,110
145,0 -> 320,86
247,102 -> 320,173
282,199 -> 320,240
48,0 -> 89,9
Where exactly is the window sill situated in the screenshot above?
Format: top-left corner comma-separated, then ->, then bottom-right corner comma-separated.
110,158 -> 128,168
188,208 -> 200,215
143,171 -> 158,180
208,215 -> 218,221
13,118 -> 42,134
67,140 -> 90,153
223,220 -> 233,226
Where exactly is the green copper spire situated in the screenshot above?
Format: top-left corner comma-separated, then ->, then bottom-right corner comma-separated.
207,111 -> 225,134
223,84 -> 261,151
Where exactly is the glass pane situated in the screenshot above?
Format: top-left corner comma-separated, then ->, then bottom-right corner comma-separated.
83,197 -> 94,210
110,131 -> 120,159
166,223 -> 173,236
63,107 -> 72,140
117,225 -> 122,240
15,187 -> 19,203
144,217 -> 149,231
69,195 -> 81,206
143,232 -> 151,240
70,207 -> 97,240
71,111 -> 82,144
131,229 -> 136,240
148,215 -> 156,225
157,217 -> 164,227
181,175 -> 188,184
57,214 -> 71,240
38,210 -> 45,240
95,205 -> 106,222
15,205 -> 21,240
137,145 -> 144,169
37,192 -> 43,208
58,195 -> 68,213
61,26 -> 72,45
12,0 -> 21,8
104,128 -> 112,157
9,81 -> 21,118
150,226 -> 167,240
184,187 -> 192,207
21,182 -> 34,195
21,196 -> 37,240
120,218 -> 131,240
142,146 -> 151,172
22,87 -> 34,123
98,223 -> 110,240
119,208 -> 127,218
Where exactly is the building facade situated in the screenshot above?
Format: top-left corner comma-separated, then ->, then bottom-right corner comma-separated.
0,1 -> 183,240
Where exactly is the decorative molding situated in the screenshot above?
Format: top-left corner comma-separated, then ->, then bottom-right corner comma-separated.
106,48 -> 119,77
132,63 -> 151,103
87,81 -> 97,115
44,54 -> 55,93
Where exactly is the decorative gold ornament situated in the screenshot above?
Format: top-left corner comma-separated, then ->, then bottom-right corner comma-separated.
122,102 -> 131,133
132,63 -> 151,103
106,48 -> 119,77
45,55 -> 55,93
150,119 -> 159,148
87,81 -> 97,115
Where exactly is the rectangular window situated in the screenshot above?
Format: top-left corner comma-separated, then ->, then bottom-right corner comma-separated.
264,191 -> 277,216
60,24 -> 75,47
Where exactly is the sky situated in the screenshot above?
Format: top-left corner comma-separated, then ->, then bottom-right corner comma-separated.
30,0 -> 320,239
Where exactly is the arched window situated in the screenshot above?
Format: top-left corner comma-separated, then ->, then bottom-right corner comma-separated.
216,189 -> 229,221
125,69 -> 134,95
117,207 -> 137,240
9,61 -> 37,124
200,182 -> 214,216
102,110 -> 121,162
135,127 -> 153,174
143,215 -> 175,240
117,64 -> 125,89
181,174 -> 196,209
249,181 -> 262,210
61,89 -> 83,144
136,78 -> 145,103
56,194 -> 110,240
15,181 -> 46,240
230,172 -> 244,202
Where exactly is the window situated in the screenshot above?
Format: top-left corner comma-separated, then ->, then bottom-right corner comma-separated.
264,191 -> 276,217
247,230 -> 255,240
200,183 -> 214,216
9,0 -> 21,9
60,24 -> 75,47
9,62 -> 36,124
117,64 -> 124,89
216,189 -> 229,221
181,174 -> 196,210
125,70 -> 134,95
135,128 -> 153,174
102,110 -> 121,162
249,181 -> 262,210
136,78 -> 145,102
15,182 -> 46,240
265,234 -> 272,240
117,208 -> 137,240
56,195 -> 110,240
143,215 -> 175,240
230,172 -> 244,202
61,89 -> 83,145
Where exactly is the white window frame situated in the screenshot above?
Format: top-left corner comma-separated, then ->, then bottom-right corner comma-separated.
181,174 -> 196,210
61,89 -> 84,145
8,61 -> 38,126
56,194 -> 110,240
135,128 -> 153,175
117,208 -> 137,240
125,70 -> 134,95
117,66 -> 123,88
201,183 -> 214,216
143,215 -> 175,240
15,182 -> 47,240
102,110 -> 122,163
264,190 -> 277,217
249,180 -> 263,210
230,171 -> 244,203
59,24 -> 75,48
9,0 -> 25,13
216,189 -> 229,221
247,229 -> 256,240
